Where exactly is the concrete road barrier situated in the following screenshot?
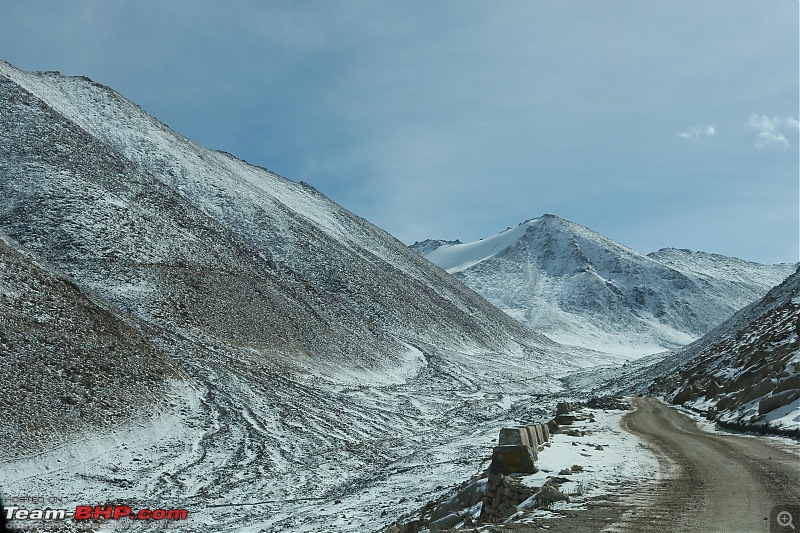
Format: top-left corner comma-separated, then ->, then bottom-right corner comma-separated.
489,445 -> 537,475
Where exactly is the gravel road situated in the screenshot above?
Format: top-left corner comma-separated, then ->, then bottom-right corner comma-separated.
507,396 -> 799,533
616,396 -> 799,533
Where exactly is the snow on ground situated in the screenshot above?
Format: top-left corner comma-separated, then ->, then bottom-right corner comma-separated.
522,409 -> 660,497
504,405 -> 661,527
1,344 -> 570,533
684,393 -> 800,434
403,403 -> 661,532
1,381 -> 206,509
675,404 -> 800,454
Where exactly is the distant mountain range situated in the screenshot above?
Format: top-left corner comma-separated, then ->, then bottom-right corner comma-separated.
411,215 -> 796,356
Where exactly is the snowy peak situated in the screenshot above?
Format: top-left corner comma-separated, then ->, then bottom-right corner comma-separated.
412,216 -> 797,356
416,214 -> 650,277
414,218 -> 544,272
513,214 -> 655,279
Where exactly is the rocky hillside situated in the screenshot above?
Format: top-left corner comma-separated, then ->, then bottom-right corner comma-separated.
0,60 -> 568,384
412,216 -> 795,356
649,268 -> 799,435
0,232 -> 174,455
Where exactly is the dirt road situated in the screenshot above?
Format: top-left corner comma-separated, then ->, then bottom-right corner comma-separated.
617,396 -> 799,532
508,396 -> 799,533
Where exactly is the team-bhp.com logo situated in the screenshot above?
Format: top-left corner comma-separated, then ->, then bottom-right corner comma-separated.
5,504 -> 188,521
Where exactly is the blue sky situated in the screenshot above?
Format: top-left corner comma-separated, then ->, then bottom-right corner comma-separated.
2,1 -> 798,263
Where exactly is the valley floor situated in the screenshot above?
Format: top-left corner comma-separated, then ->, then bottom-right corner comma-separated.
4,378 -> 796,533
1,345 -> 569,532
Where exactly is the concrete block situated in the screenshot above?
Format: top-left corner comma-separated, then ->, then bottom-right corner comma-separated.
556,402 -> 573,415
533,424 -> 544,444
555,414 -> 576,425
524,425 -> 539,448
489,445 -> 537,475
499,427 -> 530,446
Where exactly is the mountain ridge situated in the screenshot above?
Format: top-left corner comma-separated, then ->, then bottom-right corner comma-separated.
0,61 -> 559,360
411,215 -> 796,356
652,267 -> 799,435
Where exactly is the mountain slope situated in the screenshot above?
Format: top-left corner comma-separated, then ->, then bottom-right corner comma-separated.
0,68 -> 413,382
0,232 -> 174,455
0,61 -> 592,532
412,216 -> 796,356
648,268 -> 799,434
0,61 -> 554,359
572,269 -> 800,435
0,61 -> 567,379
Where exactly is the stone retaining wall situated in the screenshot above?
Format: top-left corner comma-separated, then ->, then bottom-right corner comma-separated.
479,472 -> 536,523
386,402 -> 576,532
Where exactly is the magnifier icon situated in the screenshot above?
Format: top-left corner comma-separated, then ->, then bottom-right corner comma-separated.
778,510 -> 796,530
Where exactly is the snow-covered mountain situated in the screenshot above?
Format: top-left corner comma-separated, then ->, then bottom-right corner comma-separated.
0,61 -> 553,373
412,216 -> 796,356
0,61 -> 601,532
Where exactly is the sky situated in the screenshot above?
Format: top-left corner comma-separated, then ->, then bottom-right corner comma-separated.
1,1 -> 798,263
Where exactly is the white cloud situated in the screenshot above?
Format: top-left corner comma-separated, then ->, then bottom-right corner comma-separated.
748,114 -> 797,148
679,125 -> 716,139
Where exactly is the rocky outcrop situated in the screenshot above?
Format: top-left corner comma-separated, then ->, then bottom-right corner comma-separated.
758,389 -> 800,415
519,483 -> 571,510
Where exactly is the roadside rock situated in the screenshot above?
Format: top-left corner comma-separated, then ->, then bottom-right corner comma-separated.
758,389 -> 800,415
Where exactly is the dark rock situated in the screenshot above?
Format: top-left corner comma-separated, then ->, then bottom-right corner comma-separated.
773,374 -> 800,395
743,377 -> 776,403
429,513 -> 462,531
672,384 -> 695,405
532,485 -> 569,508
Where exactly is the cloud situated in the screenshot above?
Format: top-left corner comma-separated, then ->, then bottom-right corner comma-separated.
748,114 -> 797,148
679,125 -> 716,139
